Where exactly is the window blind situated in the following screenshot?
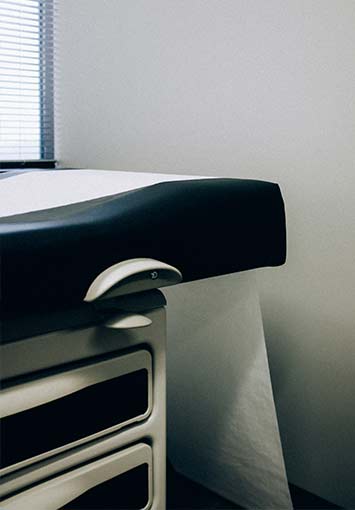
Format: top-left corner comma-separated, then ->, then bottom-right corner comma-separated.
0,0 -> 54,163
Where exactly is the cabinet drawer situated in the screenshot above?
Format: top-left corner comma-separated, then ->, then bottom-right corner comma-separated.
1,443 -> 152,510
0,350 -> 152,475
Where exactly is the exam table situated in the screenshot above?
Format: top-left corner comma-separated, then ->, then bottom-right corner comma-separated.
0,169 -> 286,510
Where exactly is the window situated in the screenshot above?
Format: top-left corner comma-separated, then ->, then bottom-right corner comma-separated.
0,0 -> 55,166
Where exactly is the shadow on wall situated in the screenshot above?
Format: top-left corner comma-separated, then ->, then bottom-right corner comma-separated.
260,279 -> 355,507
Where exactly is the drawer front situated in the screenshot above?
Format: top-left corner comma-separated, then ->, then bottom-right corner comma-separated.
0,350 -> 152,475
1,443 -> 152,510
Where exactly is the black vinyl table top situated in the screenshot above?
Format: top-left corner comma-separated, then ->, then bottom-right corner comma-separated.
0,171 -> 286,341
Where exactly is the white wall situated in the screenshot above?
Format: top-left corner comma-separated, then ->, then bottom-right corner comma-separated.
56,1 -> 355,507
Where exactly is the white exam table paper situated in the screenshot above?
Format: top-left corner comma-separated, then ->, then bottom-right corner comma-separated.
165,272 -> 292,509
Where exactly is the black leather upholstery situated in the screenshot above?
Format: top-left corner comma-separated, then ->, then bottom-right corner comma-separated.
0,178 -> 286,318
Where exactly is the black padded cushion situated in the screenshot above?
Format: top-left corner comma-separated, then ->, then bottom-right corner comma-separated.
0,178 -> 286,317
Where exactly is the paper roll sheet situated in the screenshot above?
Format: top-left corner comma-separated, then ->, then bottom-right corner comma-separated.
164,272 -> 292,510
